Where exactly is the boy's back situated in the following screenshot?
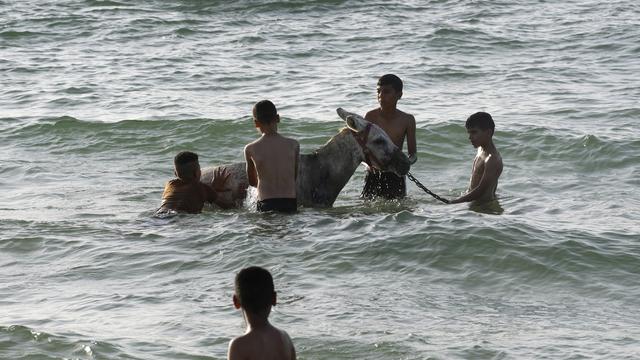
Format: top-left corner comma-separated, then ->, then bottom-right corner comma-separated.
228,266 -> 297,360
245,100 -> 300,212
228,325 -> 296,360
160,178 -> 212,214
245,133 -> 298,200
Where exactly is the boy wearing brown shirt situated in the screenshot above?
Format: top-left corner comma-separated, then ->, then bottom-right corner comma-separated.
158,151 -> 232,213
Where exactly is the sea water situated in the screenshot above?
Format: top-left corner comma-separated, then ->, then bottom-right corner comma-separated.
1,1 -> 639,359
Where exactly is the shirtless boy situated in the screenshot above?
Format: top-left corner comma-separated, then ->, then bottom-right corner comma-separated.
244,100 -> 300,213
362,74 -> 417,199
228,266 -> 297,360
158,151 -> 233,213
449,112 -> 503,204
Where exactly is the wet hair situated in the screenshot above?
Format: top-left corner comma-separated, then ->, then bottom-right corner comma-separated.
235,266 -> 275,314
377,74 -> 403,93
173,151 -> 199,180
253,100 -> 278,124
465,112 -> 495,134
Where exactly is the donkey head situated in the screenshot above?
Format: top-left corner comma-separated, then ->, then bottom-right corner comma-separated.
337,108 -> 411,176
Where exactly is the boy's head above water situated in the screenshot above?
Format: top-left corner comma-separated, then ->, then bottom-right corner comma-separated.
378,73 -> 403,93
234,266 -> 276,315
377,74 -> 403,108
465,112 -> 495,148
174,151 -> 201,181
253,100 -> 279,124
465,112 -> 495,134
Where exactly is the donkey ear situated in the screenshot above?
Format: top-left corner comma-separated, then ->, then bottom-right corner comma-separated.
337,108 -> 366,131
345,115 -> 358,131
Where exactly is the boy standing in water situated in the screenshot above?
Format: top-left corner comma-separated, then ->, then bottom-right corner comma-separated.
244,100 -> 300,213
228,266 -> 297,360
449,112 -> 503,204
362,74 -> 417,199
158,151 -> 233,213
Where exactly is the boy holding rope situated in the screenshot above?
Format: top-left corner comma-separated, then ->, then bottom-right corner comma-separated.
362,74 -> 417,200
449,112 -> 503,204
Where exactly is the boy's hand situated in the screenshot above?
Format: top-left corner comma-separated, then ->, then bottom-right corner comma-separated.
408,153 -> 417,165
212,167 -> 231,193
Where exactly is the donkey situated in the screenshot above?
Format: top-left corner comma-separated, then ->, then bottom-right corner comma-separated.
200,108 -> 411,208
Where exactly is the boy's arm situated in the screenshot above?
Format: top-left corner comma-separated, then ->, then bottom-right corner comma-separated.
244,145 -> 258,187
450,157 -> 500,204
158,182 -> 172,210
291,343 -> 296,360
281,330 -> 297,360
161,182 -> 171,200
290,337 -> 297,360
406,115 -> 417,164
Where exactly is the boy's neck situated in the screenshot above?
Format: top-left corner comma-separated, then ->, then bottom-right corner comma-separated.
379,104 -> 398,118
480,140 -> 497,153
243,310 -> 271,330
259,123 -> 279,136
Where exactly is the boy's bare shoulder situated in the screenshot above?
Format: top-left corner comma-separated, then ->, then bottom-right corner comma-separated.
287,136 -> 300,147
276,328 -> 296,359
365,108 -> 381,118
364,108 -> 415,124
279,327 -> 294,344
482,151 -> 503,176
228,327 -> 295,360
397,109 -> 416,122
244,138 -> 260,151
489,151 -> 503,167
228,334 -> 251,358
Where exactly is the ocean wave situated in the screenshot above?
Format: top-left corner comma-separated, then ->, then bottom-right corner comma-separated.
0,30 -> 48,39
0,325 -> 132,360
2,117 -> 638,172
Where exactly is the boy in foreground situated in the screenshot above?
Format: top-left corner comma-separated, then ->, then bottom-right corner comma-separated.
363,74 -> 417,199
158,151 -> 233,213
244,100 -> 300,213
449,112 -> 503,204
228,266 -> 297,360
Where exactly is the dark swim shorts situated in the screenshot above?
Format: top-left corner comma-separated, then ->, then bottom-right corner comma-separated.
361,170 -> 406,200
257,198 -> 298,213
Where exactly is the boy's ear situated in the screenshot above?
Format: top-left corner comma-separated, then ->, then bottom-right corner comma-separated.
233,294 -> 241,309
254,119 -> 260,128
276,114 -> 280,123
272,291 -> 277,306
